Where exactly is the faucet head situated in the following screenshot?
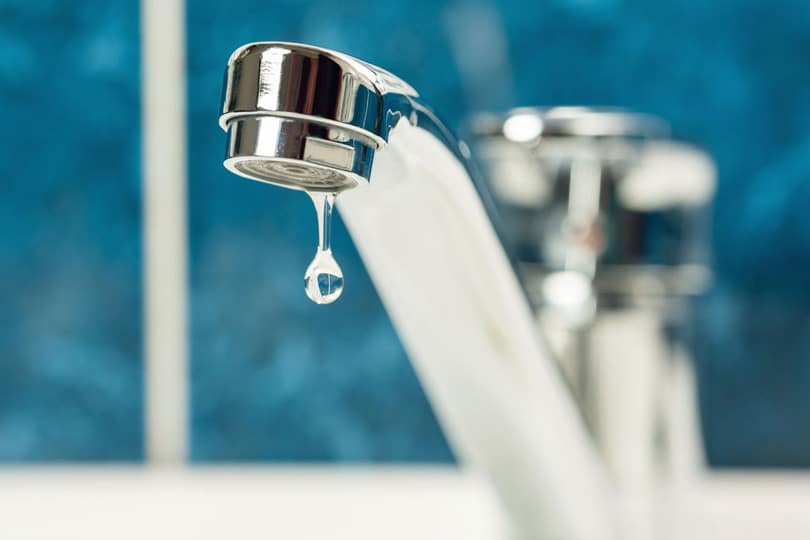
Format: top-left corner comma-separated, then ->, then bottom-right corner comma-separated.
219,42 -> 391,192
467,107 -> 716,298
221,115 -> 368,192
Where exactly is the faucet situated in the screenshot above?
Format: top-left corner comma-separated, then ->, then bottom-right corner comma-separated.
220,43 -> 614,540
467,107 -> 716,537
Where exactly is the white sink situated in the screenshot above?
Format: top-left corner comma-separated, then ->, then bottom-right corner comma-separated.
0,466 -> 807,539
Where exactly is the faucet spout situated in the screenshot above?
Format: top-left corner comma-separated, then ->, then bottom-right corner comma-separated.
220,42 -> 615,540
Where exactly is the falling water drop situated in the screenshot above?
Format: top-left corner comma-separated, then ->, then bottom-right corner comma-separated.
304,191 -> 344,304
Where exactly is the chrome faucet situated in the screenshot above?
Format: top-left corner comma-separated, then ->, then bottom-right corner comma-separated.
468,107 -> 716,537
220,43 -> 614,540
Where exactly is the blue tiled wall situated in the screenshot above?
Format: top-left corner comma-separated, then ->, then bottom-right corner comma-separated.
188,0 -> 810,466
2,0 -> 809,465
0,1 -> 143,460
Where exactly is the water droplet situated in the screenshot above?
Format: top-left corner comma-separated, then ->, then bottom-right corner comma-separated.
305,250 -> 344,304
304,192 -> 344,304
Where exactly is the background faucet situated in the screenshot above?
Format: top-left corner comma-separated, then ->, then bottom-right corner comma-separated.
220,42 -> 615,540
468,106 -> 716,537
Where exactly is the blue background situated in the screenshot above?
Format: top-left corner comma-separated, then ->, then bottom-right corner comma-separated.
3,0 -> 810,466
0,0 -> 142,460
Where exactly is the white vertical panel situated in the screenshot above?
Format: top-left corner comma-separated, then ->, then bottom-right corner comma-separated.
141,0 -> 188,464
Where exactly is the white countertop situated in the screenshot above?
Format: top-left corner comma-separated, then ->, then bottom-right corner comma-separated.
0,466 -> 807,539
